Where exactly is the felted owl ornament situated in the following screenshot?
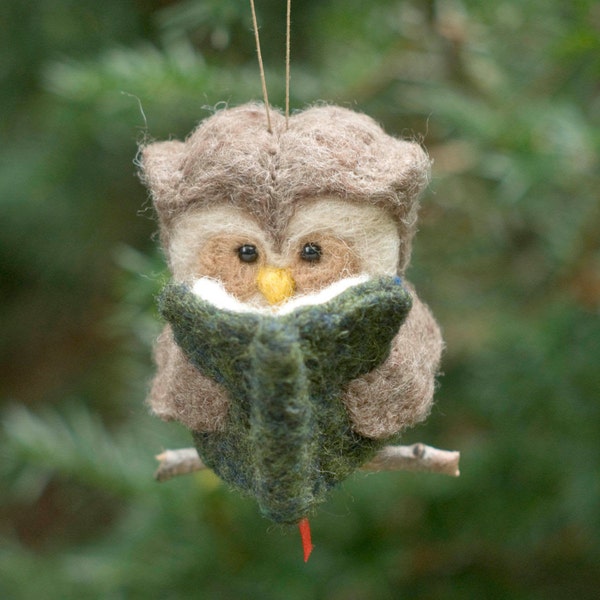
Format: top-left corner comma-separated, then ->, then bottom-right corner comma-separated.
140,103 -> 443,550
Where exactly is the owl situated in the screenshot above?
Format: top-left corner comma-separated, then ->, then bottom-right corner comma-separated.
140,104 -> 443,525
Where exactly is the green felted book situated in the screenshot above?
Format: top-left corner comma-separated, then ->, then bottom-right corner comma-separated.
159,276 -> 412,524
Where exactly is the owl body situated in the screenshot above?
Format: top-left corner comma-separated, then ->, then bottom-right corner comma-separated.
141,103 -> 443,520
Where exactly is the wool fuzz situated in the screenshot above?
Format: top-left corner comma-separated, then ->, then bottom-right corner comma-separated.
158,276 -> 412,523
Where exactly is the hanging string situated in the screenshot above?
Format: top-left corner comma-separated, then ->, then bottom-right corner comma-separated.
249,0 -> 272,132
285,0 -> 291,129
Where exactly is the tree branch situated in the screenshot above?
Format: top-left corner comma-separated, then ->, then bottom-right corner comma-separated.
154,443 -> 460,482
360,443 -> 460,476
155,448 -> 204,482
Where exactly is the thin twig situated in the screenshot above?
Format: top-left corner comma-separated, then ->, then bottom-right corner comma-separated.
155,448 -> 205,482
154,444 -> 460,482
361,443 -> 460,476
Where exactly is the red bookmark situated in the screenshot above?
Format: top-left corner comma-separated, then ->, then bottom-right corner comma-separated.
298,518 -> 314,562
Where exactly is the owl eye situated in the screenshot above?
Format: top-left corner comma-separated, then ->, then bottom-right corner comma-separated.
300,242 -> 322,262
237,244 -> 259,263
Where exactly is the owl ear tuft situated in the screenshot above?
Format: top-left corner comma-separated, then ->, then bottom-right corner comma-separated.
139,140 -> 186,220
388,139 -> 431,202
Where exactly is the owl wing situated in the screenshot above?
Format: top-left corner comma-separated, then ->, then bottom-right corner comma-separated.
148,325 -> 230,431
341,283 -> 443,439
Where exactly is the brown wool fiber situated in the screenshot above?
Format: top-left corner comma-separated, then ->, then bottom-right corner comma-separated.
141,103 -> 442,440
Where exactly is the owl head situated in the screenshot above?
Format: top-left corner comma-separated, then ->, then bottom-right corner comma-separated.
141,103 -> 430,304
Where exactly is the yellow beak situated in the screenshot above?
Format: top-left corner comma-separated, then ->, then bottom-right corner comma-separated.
257,266 -> 295,305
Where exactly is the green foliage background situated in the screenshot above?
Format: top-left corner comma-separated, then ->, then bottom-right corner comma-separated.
1,0 -> 599,598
